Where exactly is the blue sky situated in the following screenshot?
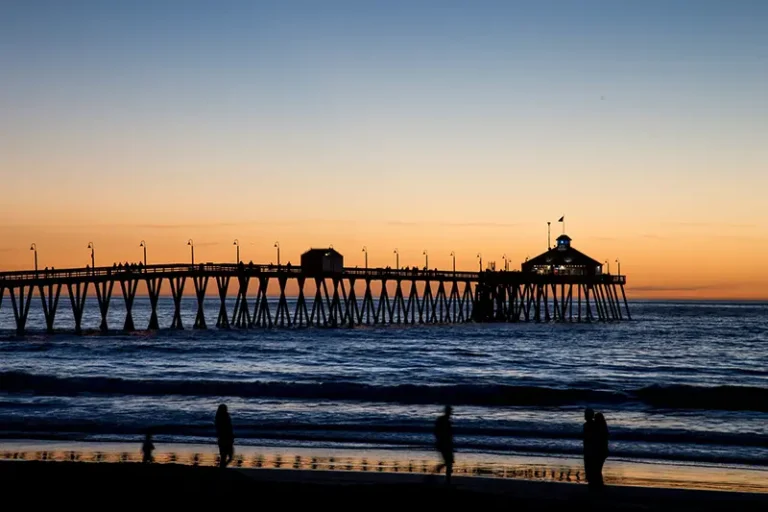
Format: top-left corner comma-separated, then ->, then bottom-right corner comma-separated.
1,1 -> 767,295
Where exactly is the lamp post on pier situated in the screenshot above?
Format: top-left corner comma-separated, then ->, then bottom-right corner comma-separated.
450,251 -> 456,272
233,239 -> 240,263
477,253 -> 483,272
30,243 -> 38,272
87,242 -> 95,272
362,246 -> 368,269
604,260 -> 610,275
502,254 -> 509,271
188,239 -> 195,265
393,248 -> 399,269
423,250 -> 428,269
616,258 -> 621,276
274,241 -> 281,267
140,240 -> 147,266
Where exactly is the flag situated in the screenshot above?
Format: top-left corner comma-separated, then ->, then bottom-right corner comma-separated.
558,216 -> 564,222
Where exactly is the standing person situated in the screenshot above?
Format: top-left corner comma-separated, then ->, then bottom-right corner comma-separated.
141,432 -> 155,464
215,404 -> 234,468
434,405 -> 454,485
583,408 -> 596,486
593,412 -> 610,487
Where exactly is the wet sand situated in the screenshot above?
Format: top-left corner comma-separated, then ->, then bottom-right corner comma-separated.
3,439 -> 767,494
3,460 -> 767,510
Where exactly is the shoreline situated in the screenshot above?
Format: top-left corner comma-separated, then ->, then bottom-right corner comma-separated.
3,439 -> 767,494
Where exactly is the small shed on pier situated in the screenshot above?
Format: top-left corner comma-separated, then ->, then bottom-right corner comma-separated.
301,248 -> 344,275
521,234 -> 603,276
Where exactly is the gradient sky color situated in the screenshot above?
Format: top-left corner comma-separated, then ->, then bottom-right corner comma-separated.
2,1 -> 767,298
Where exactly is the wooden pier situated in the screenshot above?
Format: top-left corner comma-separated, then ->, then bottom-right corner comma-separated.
0,262 -> 629,336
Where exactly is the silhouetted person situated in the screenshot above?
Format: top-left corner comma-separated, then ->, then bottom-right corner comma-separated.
142,432 -> 155,464
434,405 -> 454,485
215,404 -> 234,468
583,408 -> 596,486
593,412 -> 609,487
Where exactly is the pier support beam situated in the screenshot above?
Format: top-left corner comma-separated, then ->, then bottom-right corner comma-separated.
145,277 -> 163,330
346,278 -> 359,326
94,281 -> 114,333
38,282 -> 62,334
275,276 -> 291,327
309,277 -> 326,326
362,279 -> 374,325
67,282 -> 88,334
620,285 -> 632,320
169,276 -> 186,329
232,275 -> 251,328
252,276 -> 272,327
215,276 -> 230,329
120,278 -> 139,332
376,279 -> 391,324
294,276 -> 310,327
9,285 -> 34,336
193,275 -> 209,329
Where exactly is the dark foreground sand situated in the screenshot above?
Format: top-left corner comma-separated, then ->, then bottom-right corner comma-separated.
3,461 -> 767,510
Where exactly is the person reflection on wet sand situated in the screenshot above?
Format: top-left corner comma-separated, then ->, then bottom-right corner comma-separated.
215,404 -> 234,468
583,408 -> 596,486
434,405 -> 454,485
141,432 -> 155,464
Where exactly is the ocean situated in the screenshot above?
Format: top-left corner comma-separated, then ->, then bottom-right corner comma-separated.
1,299 -> 766,469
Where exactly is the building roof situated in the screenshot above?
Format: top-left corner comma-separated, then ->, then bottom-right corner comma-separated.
522,246 -> 601,269
301,247 -> 343,258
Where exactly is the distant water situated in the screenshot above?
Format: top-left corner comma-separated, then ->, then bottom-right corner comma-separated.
1,299 -> 766,468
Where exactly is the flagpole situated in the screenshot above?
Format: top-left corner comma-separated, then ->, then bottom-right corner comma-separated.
547,222 -> 551,250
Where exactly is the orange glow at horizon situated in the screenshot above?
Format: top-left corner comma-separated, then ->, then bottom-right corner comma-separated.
2,219 -> 767,300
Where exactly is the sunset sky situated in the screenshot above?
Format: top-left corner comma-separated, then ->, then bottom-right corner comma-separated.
2,1 -> 767,298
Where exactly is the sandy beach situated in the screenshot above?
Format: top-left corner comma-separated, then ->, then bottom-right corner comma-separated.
3,459 -> 767,510
4,440 -> 767,492
2,439 -> 767,509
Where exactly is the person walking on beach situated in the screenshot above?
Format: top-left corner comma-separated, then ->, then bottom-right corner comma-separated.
583,408 -> 597,486
593,412 -> 610,487
141,432 -> 155,464
215,404 -> 234,468
434,405 -> 454,485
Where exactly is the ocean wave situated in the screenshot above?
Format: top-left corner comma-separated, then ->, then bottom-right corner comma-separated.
2,371 -> 767,412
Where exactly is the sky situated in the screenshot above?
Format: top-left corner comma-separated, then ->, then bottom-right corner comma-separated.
1,0 -> 767,298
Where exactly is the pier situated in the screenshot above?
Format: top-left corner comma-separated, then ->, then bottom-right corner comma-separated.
0,236 -> 629,335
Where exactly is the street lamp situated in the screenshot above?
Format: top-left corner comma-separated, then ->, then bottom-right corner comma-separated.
188,239 -> 195,265
233,239 -> 240,263
362,246 -> 368,269
616,258 -> 621,276
274,241 -> 281,266
605,259 -> 610,275
393,248 -> 399,269
477,253 -> 483,272
30,243 -> 38,272
423,250 -> 428,269
87,242 -> 95,271
502,254 -> 508,271
140,240 -> 147,266
450,251 -> 456,272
